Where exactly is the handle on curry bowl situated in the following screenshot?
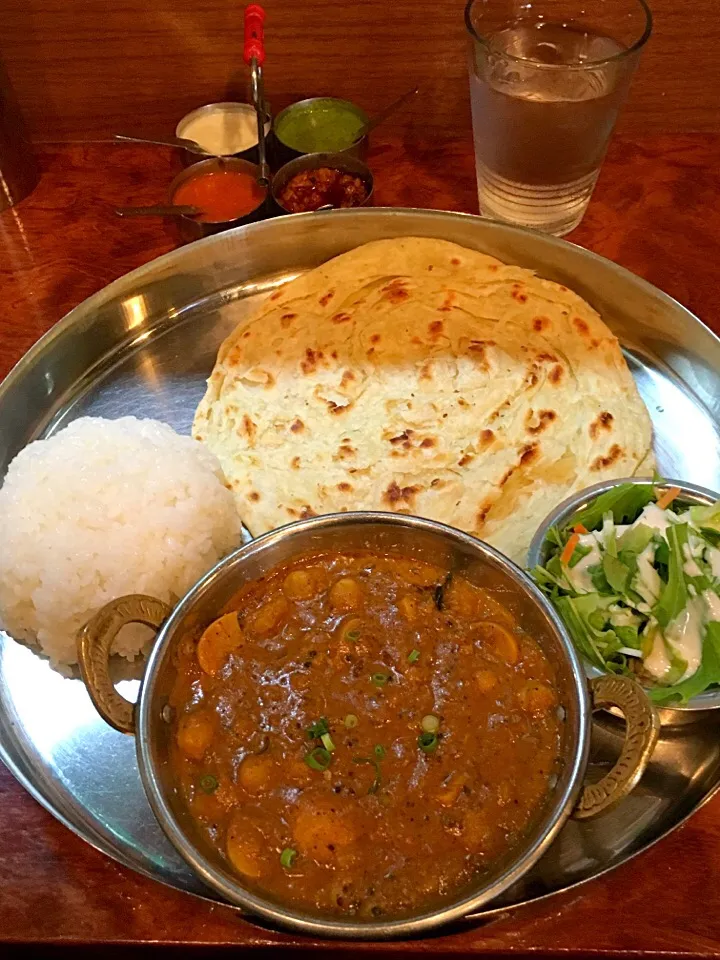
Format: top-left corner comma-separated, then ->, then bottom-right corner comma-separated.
77,594 -> 172,735
573,674 -> 660,820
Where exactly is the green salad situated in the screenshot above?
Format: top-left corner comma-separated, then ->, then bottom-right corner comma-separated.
531,482 -> 720,704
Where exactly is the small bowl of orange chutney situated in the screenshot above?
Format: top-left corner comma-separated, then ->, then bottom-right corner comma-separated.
78,513 -> 659,938
168,157 -> 270,242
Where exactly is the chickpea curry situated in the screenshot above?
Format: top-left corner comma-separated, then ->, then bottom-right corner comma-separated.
169,551 -> 563,919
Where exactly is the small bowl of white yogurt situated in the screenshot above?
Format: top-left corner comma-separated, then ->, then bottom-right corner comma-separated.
175,102 -> 272,166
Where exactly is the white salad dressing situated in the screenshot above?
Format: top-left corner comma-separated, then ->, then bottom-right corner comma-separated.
704,589 -> 720,622
682,541 -> 703,578
644,628 -> 671,680
634,543 -> 662,604
709,546 -> 720,579
565,532 -> 602,593
608,604 -> 637,626
631,502 -> 676,535
666,597 -> 705,681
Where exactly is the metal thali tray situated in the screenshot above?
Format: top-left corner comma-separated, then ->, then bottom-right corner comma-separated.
2,208 -> 720,921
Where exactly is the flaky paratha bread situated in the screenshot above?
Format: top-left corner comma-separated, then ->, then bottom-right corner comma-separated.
193,237 -> 654,562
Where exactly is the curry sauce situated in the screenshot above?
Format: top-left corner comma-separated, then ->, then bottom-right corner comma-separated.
169,551 -> 563,918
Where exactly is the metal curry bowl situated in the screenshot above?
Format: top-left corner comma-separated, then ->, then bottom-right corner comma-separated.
527,477 -> 720,719
77,512 -> 659,939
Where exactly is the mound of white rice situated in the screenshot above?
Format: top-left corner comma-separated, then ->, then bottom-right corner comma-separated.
0,416 -> 242,668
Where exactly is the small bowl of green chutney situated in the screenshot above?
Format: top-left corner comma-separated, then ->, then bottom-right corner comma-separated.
273,97 -> 369,165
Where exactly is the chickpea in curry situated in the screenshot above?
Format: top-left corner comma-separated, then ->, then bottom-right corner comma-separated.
169,551 -> 563,918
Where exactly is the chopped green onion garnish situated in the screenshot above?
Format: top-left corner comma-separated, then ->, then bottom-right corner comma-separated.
307,717 -> 330,739
320,732 -> 335,752
352,756 -> 382,794
421,714 -> 440,734
344,714 -> 359,728
374,744 -> 386,759
418,731 -> 439,754
304,746 -> 332,771
199,774 -> 218,794
280,847 -> 297,869
347,629 -> 361,642
408,649 -> 420,664
371,672 -> 389,687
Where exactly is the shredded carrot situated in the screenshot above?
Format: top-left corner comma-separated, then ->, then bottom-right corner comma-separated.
560,532 -> 580,566
656,486 -> 681,510
573,523 -> 588,535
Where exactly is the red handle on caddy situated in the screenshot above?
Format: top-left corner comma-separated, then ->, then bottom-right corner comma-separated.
244,4 -> 266,66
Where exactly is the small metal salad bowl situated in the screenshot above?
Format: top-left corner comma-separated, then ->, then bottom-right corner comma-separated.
527,477 -> 720,721
77,513 -> 659,939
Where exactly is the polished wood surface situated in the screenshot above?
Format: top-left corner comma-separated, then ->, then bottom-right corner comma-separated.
0,0 -> 719,144
1,134 -> 720,955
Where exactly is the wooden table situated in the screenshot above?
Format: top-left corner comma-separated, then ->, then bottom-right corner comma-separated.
2,135 -> 720,957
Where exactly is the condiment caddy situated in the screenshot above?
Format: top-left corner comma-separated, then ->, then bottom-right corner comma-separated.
113,4 -> 419,238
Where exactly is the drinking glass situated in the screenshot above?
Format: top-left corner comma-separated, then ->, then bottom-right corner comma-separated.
465,0 -> 652,236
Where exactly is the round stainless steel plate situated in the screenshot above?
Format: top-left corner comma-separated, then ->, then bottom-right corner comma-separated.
1,208 -> 720,920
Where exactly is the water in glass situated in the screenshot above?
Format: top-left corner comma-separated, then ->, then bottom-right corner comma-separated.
470,22 -> 629,235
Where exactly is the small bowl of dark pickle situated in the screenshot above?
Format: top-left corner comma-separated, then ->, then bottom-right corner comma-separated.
272,152 -> 373,215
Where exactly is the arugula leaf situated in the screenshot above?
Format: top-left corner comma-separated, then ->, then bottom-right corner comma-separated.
687,574 -> 714,595
603,518 -> 618,559
653,523 -> 689,629
532,559 -> 573,594
650,621 -> 720,704
640,625 -> 654,658
589,563 -> 614,595
689,500 -> 720,534
554,597 -> 606,669
618,548 -> 640,581
697,527 -> 720,549
688,541 -> 720,594
617,523 -> 655,556
544,526 -> 565,551
603,553 -> 631,593
570,482 -> 657,534
653,538 -> 670,585
588,607 -> 610,631
568,543 -> 592,568
531,564 -> 560,592
615,624 -> 641,648
664,645 -> 688,686
654,539 -> 670,566
625,587 -> 647,609
554,593 -> 627,673
607,605 -> 644,644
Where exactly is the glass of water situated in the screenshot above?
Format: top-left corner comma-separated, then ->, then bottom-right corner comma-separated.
466,0 -> 652,236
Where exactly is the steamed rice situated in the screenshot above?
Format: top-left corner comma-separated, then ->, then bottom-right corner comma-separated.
0,416 -> 242,668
